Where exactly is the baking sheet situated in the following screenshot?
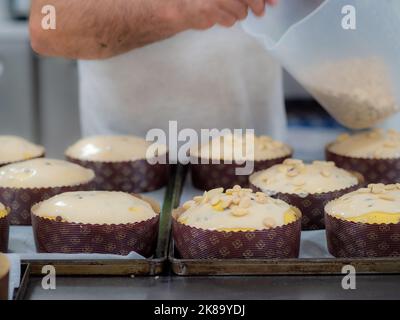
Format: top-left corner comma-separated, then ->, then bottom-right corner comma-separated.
8,188 -> 166,261
180,175 -> 334,259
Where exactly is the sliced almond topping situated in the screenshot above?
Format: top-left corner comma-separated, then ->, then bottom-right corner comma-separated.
263,217 -> 276,229
201,191 -> 209,204
287,169 -> 299,177
336,133 -> 350,142
379,194 -> 395,201
256,192 -> 267,197
321,170 -> 332,178
239,197 -> 251,209
371,184 -> 385,194
384,141 -> 397,148
193,196 -> 203,203
210,196 -> 221,206
231,206 -> 249,217
292,180 -> 305,186
183,200 -> 195,210
284,159 -> 303,166
220,196 -> 233,209
278,166 -> 288,173
255,196 -> 268,204
386,184 -> 397,190
226,189 -> 234,195
232,196 -> 241,205
233,185 -> 242,191
207,187 -> 224,199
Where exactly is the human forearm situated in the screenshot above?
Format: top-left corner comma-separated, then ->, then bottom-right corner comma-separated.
30,0 -> 277,60
30,0 -> 185,60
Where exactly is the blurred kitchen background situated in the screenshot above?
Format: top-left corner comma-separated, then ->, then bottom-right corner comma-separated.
0,0 -> 368,161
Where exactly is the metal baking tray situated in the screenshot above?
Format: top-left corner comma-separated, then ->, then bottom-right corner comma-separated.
13,263 -> 30,300
169,165 -> 400,276
8,166 -> 179,276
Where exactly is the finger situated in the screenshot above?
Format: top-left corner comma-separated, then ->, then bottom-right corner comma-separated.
218,0 -> 248,21
216,9 -> 238,27
241,0 -> 265,17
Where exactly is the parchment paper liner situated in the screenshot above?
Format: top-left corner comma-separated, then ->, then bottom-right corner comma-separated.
0,254 -> 9,301
325,211 -> 400,258
190,152 -> 292,190
326,145 -> 400,184
31,195 -> 160,257
66,155 -> 169,193
0,152 -> 45,167
0,178 -> 94,226
0,211 -> 9,253
250,171 -> 364,230
172,206 -> 301,259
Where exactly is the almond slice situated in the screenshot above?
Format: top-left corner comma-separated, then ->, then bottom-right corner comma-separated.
231,206 -> 248,217
263,217 -> 276,229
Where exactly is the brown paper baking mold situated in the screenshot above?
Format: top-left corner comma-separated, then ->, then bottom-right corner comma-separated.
0,180 -> 94,226
326,147 -> 400,184
0,214 -> 9,253
66,156 -> 169,193
190,154 -> 292,190
325,213 -> 400,258
172,208 -> 301,259
250,172 -> 363,230
31,195 -> 160,257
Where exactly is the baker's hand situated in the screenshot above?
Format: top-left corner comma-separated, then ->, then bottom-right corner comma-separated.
181,0 -> 277,29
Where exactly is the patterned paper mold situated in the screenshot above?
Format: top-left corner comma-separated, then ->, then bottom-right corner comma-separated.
0,211 -> 9,253
172,209 -> 301,260
66,157 -> 169,193
190,134 -> 292,190
325,215 -> 400,258
172,187 -> 302,259
31,194 -> 160,257
0,254 -> 9,300
326,147 -> 400,185
0,184 -> 94,226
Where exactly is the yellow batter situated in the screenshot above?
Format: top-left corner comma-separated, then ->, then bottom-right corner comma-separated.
190,133 -> 292,161
250,159 -> 358,195
328,129 -> 400,159
178,186 -> 299,231
0,136 -> 44,165
325,184 -> 400,224
32,191 -> 158,224
0,158 -> 95,188
66,135 -> 168,162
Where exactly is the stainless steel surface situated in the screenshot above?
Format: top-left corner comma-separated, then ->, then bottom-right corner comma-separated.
25,275 -> 400,300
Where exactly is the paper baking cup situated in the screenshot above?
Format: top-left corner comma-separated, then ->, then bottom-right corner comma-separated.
31,195 -> 160,257
0,152 -> 45,167
66,156 -> 169,193
0,255 -> 9,301
326,147 -> 400,184
172,208 -> 301,259
191,154 -> 292,190
0,181 -> 94,226
250,173 -> 363,230
325,213 -> 400,258
0,214 -> 9,253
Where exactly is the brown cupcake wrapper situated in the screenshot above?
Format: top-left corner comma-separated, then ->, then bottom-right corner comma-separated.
0,181 -> 94,226
250,175 -> 363,230
190,154 -> 292,190
0,152 -> 45,168
0,215 -> 9,253
0,271 -> 8,300
325,213 -> 400,258
66,156 -> 170,193
172,208 -> 301,259
326,147 -> 400,184
31,194 -> 160,257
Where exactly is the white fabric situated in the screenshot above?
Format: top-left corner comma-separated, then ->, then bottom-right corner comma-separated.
78,24 -> 286,140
